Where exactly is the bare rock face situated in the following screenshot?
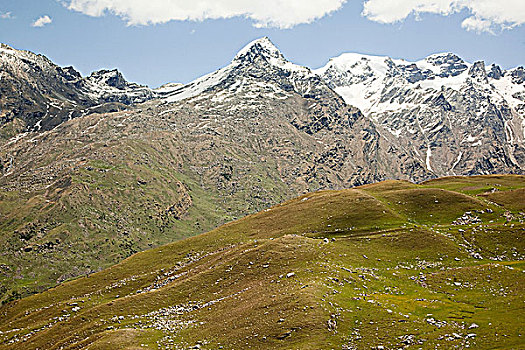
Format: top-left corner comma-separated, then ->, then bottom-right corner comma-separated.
317,52 -> 525,179
0,43 -> 155,132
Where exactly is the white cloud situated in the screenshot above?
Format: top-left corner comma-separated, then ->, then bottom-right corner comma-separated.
0,12 -> 13,19
461,16 -> 493,33
362,0 -> 525,33
32,15 -> 53,27
66,0 -> 347,28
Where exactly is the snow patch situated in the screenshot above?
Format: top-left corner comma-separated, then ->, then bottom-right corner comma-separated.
426,146 -> 433,172
451,152 -> 463,174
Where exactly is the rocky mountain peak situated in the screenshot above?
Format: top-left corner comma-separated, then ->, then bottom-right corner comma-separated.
231,37 -> 310,75
0,44 -> 155,131
425,53 -> 468,78
510,66 -> 525,85
60,66 -> 82,81
0,43 -> 15,52
318,48 -> 524,178
164,37 -> 313,103
233,37 -> 282,62
425,52 -> 464,66
87,69 -> 128,89
488,64 -> 504,80
468,61 -> 488,82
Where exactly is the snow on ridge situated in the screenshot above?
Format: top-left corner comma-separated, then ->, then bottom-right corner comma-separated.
0,44 -> 23,58
159,39 -> 524,119
165,37 -> 311,103
316,51 -> 473,80
165,65 -> 233,103
316,51 -> 524,154
426,146 -> 433,172
154,83 -> 184,94
314,52 -> 395,77
0,46 -> 15,56
317,51 -> 484,113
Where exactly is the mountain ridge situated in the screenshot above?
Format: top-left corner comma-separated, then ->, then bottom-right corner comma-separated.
0,42 -> 155,132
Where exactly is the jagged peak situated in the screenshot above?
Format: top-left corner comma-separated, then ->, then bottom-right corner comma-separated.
425,52 -> 456,58
233,37 -> 282,62
0,43 -> 21,57
425,52 -> 466,66
84,68 -> 137,90
232,37 -> 310,74
468,61 -> 487,76
509,66 -> 525,84
164,37 -> 312,103
89,68 -> 122,77
0,43 -> 15,51
318,52 -> 471,73
488,64 -> 504,80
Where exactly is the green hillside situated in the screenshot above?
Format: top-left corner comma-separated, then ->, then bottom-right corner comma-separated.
1,175 -> 524,349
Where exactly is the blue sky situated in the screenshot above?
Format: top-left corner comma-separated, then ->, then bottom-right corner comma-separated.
1,0 -> 524,88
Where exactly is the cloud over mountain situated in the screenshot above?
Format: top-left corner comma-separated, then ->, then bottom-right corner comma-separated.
362,0 -> 525,33
66,0 -> 347,28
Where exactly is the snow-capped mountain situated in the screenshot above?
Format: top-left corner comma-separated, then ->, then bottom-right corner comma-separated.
0,43 -> 155,131
80,69 -> 154,105
316,52 -> 525,175
1,38 -> 523,180
157,38 -> 523,179
155,37 -> 418,186
162,37 -> 323,104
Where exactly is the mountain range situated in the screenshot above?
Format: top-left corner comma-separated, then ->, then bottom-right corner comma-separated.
0,38 -> 523,303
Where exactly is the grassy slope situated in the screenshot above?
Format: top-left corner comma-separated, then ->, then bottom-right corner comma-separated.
0,137 -> 230,302
0,106 -> 299,303
0,128 -> 292,303
0,175 -> 524,349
